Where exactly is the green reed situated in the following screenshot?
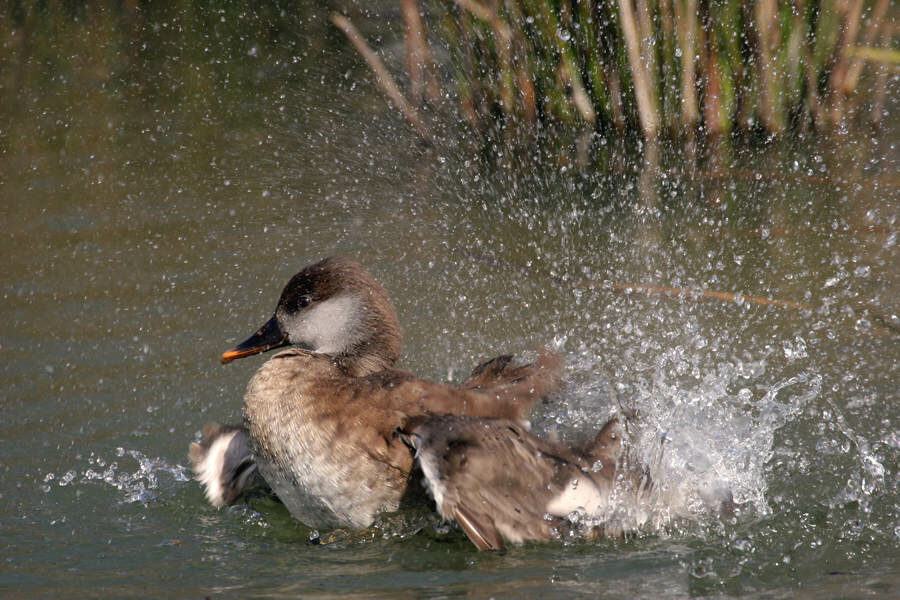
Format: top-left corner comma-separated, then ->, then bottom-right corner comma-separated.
385,0 -> 893,140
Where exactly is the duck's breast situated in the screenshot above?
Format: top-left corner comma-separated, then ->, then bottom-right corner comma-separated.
242,351 -> 408,528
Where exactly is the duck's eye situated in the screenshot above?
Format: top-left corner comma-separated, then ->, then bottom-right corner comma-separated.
298,295 -> 312,308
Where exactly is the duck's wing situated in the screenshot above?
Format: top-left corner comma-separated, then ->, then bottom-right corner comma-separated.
403,415 -> 591,550
456,354 -> 516,389
374,349 -> 563,424
456,349 -> 563,419
189,423 -> 263,507
451,504 -> 506,551
347,350 -> 562,432
280,351 -> 562,504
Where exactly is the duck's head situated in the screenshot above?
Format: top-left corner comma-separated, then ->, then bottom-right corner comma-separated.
221,257 -> 401,376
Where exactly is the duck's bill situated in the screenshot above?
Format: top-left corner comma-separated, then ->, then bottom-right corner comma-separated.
221,315 -> 288,364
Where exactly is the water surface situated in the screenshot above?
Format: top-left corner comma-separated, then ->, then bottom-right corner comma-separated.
2,4 -> 897,598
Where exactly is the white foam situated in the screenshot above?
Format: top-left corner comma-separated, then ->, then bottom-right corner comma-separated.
546,476 -> 607,517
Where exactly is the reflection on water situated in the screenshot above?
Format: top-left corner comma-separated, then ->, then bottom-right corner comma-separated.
2,3 -> 897,598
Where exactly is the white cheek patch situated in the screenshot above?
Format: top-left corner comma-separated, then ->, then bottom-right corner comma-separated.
281,293 -> 364,354
545,476 -> 607,517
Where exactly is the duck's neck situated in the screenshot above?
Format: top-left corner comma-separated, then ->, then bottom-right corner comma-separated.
332,325 -> 401,378
334,352 -> 392,377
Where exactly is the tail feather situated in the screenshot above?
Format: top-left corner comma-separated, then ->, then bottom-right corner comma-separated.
585,417 -> 624,461
189,423 -> 259,507
585,413 -> 658,500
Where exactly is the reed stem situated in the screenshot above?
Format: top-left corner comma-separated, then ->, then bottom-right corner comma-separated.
331,13 -> 433,142
331,1 -> 891,142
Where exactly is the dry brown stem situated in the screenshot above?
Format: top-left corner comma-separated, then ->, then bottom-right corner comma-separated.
331,12 -> 433,142
402,0 -> 440,105
674,0 -> 699,128
462,251 -> 811,311
573,280 -> 811,310
754,0 -> 782,132
831,0 -> 867,94
618,0 -> 660,137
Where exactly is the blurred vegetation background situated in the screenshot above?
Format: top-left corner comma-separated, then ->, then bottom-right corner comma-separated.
339,0 -> 895,144
2,0 -> 895,156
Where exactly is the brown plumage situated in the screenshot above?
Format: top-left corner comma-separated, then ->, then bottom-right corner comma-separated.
402,415 -> 644,551
190,257 -> 562,527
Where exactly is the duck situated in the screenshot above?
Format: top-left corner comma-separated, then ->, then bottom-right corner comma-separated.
190,257 -> 563,530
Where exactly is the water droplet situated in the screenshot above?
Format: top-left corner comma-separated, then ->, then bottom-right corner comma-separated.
783,337 -> 808,361
58,470 -> 76,486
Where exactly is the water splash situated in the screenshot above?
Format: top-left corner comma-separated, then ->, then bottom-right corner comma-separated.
821,397 -> 888,513
43,448 -> 190,504
547,341 -> 823,537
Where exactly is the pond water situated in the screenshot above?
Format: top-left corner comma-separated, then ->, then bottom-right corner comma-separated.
2,4 -> 897,598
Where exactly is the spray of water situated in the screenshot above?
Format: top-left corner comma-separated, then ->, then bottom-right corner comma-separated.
43,448 -> 190,505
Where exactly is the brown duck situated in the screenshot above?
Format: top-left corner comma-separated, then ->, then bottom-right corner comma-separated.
190,257 -> 562,530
